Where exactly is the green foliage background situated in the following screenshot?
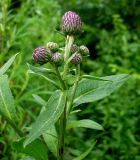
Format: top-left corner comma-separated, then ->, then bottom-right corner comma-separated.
0,0 -> 140,159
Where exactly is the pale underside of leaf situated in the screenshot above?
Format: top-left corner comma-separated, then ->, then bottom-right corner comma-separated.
43,126 -> 58,157
24,90 -> 66,147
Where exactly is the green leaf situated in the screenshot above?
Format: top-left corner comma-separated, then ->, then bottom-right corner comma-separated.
43,126 -> 58,157
81,75 -> 112,82
0,75 -> 15,119
0,53 -> 18,76
24,90 -> 66,147
67,119 -> 103,130
27,65 -> 59,89
32,94 -> 46,106
73,141 -> 96,160
27,63 -> 55,75
73,74 -> 129,106
13,138 -> 48,160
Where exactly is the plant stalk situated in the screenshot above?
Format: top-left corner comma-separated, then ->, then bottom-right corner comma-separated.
63,35 -> 74,78
57,35 -> 74,160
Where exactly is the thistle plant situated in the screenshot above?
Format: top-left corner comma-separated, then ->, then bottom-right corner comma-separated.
0,11 -> 128,160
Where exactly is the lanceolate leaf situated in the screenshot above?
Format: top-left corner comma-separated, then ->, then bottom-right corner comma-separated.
81,75 -> 112,82
32,94 -> 46,106
24,90 -> 66,147
13,138 -> 48,160
28,69 -> 59,89
67,119 -> 103,130
0,75 -> 15,119
43,126 -> 58,157
0,53 -> 18,76
27,63 -> 55,75
73,74 -> 129,107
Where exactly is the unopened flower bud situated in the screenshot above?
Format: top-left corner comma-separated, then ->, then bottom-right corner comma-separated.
71,53 -> 82,64
51,52 -> 63,64
46,42 -> 59,52
33,47 -> 51,64
70,44 -> 79,53
62,11 -> 82,35
79,45 -> 89,56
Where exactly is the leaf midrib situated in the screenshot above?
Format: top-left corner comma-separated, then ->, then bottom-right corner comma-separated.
74,82 -> 110,103
74,77 -> 126,104
25,92 -> 64,145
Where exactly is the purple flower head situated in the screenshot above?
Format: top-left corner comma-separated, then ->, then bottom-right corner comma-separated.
70,44 -> 79,53
62,11 -> 82,35
71,53 -> 82,64
33,47 -> 51,64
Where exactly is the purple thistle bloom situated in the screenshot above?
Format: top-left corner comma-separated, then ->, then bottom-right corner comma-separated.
70,44 -> 79,53
33,47 -> 51,64
62,11 -> 82,35
71,53 -> 82,64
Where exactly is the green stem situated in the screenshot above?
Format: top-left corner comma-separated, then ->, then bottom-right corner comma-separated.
63,35 -> 74,78
53,65 -> 67,160
67,64 -> 80,115
55,35 -> 74,160
0,110 -> 24,137
54,65 -> 67,90
58,100 -> 67,160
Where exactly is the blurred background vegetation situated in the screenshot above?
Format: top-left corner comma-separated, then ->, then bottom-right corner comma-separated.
0,0 -> 140,159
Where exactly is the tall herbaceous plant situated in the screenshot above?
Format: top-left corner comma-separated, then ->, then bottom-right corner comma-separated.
0,11 -> 129,160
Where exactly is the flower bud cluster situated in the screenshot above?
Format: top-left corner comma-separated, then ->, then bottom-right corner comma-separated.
70,44 -> 89,65
33,42 -> 63,65
33,11 -> 89,66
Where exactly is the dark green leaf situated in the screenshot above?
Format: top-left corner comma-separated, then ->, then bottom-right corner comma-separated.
13,138 -> 48,160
